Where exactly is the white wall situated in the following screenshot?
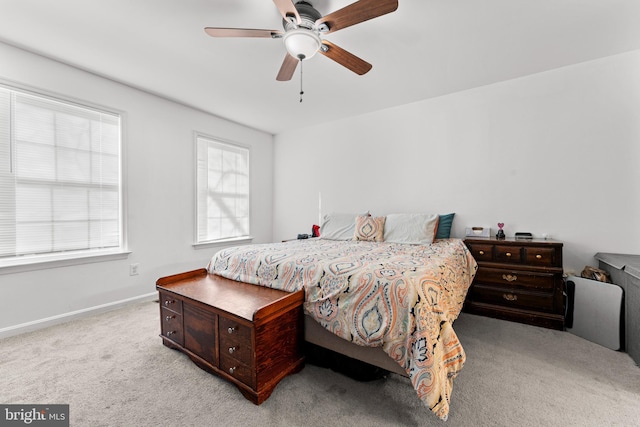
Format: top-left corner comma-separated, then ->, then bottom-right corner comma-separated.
273,50 -> 640,273
0,42 -> 274,334
3,43 -> 639,335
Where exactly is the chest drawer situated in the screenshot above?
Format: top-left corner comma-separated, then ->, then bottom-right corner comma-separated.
161,307 -> 184,345
160,292 -> 183,315
469,285 -> 555,312
475,267 -> 555,290
219,316 -> 252,344
220,333 -> 253,366
220,353 -> 254,388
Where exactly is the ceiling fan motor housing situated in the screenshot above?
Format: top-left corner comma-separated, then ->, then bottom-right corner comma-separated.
282,2 -> 324,60
283,2 -> 322,31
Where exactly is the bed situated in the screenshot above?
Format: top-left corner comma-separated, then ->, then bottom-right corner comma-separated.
207,213 -> 477,420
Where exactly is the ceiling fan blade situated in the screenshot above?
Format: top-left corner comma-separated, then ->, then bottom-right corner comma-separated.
319,41 -> 372,75
273,0 -> 301,25
316,0 -> 398,34
276,54 -> 299,81
204,27 -> 282,38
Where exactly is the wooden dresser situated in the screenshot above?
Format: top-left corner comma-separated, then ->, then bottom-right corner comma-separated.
156,269 -> 305,404
464,237 -> 564,330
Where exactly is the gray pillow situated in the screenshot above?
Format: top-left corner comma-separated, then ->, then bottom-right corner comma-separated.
383,213 -> 439,245
320,212 -> 362,240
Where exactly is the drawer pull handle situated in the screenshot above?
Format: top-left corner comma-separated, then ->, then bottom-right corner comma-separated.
503,293 -> 518,301
229,367 -> 236,374
228,346 -> 237,354
502,274 -> 518,282
505,252 -> 512,257
165,315 -> 175,321
164,299 -> 175,306
228,327 -> 236,334
478,250 -> 485,255
536,254 -> 542,259
167,331 -> 175,336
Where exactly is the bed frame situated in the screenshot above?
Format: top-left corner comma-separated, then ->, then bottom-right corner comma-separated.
304,314 -> 408,377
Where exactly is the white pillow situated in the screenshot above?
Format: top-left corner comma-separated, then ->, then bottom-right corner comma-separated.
383,213 -> 439,245
320,212 -> 362,241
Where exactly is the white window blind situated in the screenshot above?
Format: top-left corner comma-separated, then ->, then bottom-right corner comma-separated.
196,135 -> 250,243
0,86 -> 122,264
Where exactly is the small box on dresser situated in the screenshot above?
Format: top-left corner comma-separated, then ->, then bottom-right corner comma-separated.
157,269 -> 305,404
464,237 -> 565,330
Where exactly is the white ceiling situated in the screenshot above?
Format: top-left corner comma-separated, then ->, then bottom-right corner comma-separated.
1,0 -> 640,135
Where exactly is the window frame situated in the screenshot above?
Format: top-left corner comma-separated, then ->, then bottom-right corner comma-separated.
193,132 -> 252,247
0,79 -> 128,274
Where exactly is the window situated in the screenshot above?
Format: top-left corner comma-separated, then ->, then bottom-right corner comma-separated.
0,85 -> 123,267
195,134 -> 250,243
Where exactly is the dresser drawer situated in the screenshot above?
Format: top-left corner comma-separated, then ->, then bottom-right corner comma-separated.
523,247 -> 558,267
161,307 -> 183,345
466,243 -> 494,262
469,285 -> 555,312
160,292 -> 183,315
220,354 -> 254,388
494,245 -> 523,264
475,267 -> 555,290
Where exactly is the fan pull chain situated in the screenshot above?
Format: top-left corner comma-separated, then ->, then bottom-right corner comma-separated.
299,59 -> 304,103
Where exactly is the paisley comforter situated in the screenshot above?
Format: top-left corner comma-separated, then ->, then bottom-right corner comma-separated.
208,238 -> 477,420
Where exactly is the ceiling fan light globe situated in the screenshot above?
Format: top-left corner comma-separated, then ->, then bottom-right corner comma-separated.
283,29 -> 321,60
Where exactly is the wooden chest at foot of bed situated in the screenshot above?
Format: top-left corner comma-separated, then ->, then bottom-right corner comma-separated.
156,268 -> 305,404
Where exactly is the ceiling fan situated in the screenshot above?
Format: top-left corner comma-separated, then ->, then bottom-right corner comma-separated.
204,0 -> 399,82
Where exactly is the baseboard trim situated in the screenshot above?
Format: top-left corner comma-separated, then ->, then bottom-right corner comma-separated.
0,292 -> 157,339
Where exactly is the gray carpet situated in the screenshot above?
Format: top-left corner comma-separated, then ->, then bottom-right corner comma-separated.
2,301 -> 639,426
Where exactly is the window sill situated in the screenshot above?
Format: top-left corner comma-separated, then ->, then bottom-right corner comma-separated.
193,236 -> 254,250
0,250 -> 131,275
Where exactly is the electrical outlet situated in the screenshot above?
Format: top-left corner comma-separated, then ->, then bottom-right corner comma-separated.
129,263 -> 140,276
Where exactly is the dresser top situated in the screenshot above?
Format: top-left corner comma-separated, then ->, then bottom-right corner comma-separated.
464,236 -> 562,246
